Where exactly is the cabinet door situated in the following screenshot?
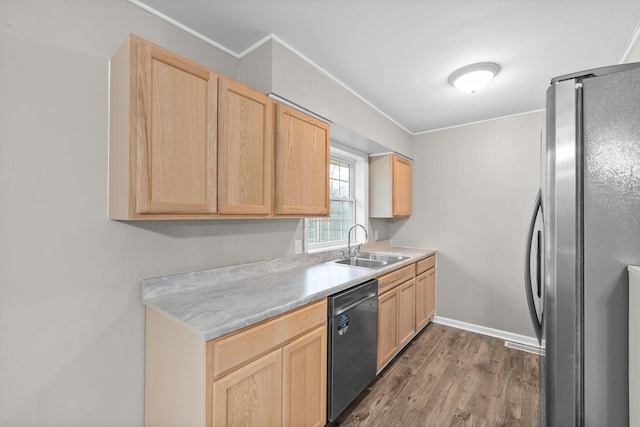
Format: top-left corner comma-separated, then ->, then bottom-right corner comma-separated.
135,37 -> 218,214
392,155 -> 411,217
218,77 -> 273,215
377,289 -> 398,371
398,278 -> 416,348
415,271 -> 429,331
282,327 -> 327,427
275,104 -> 330,216
426,267 -> 436,320
212,348 -> 282,427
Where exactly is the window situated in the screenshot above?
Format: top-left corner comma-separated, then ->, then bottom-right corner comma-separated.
305,145 -> 368,252
307,157 -> 355,249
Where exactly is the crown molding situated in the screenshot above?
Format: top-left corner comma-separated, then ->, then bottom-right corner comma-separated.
245,34 -> 413,135
127,0 -> 412,135
414,108 -> 546,135
127,0 -> 240,58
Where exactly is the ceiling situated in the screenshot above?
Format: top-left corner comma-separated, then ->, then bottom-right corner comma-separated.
132,0 -> 640,134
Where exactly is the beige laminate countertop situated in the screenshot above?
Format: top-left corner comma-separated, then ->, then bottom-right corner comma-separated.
141,241 -> 436,341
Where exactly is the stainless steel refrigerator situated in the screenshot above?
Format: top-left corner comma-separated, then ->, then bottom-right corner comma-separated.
525,63 -> 640,426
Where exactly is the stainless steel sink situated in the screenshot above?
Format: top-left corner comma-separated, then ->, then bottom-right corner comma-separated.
333,257 -> 388,269
332,252 -> 409,269
356,252 -> 409,263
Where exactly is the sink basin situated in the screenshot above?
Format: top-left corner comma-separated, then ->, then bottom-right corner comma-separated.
333,257 -> 388,269
356,252 -> 409,263
332,252 -> 409,269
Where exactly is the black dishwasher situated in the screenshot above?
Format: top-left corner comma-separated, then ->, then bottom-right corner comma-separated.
327,279 -> 378,422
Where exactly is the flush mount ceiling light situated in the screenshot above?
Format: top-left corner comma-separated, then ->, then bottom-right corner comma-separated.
448,62 -> 500,94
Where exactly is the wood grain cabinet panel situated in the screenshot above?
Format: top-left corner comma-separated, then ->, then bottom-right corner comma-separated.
275,104 -> 330,216
369,154 -> 412,218
392,155 -> 412,217
425,267 -> 436,321
209,299 -> 326,379
398,278 -> 416,348
415,271 -> 429,331
212,348 -> 283,427
218,77 -> 273,215
377,256 -> 436,372
377,288 -> 399,371
111,34 -> 330,220
109,34 -> 218,219
145,300 -> 327,427
378,264 -> 414,295
415,256 -> 436,331
416,255 -> 436,274
282,327 -> 327,427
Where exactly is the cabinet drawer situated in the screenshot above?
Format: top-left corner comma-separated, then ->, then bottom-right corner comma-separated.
416,255 -> 435,275
209,299 -> 327,379
378,264 -> 415,294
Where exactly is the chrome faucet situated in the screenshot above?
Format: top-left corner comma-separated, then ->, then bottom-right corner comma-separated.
347,224 -> 368,257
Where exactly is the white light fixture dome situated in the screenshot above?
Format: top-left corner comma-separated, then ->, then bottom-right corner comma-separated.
448,62 -> 500,93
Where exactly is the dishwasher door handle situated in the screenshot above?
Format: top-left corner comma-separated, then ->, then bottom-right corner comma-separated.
334,293 -> 377,316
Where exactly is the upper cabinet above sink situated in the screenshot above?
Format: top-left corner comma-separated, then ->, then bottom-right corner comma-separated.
369,154 -> 412,218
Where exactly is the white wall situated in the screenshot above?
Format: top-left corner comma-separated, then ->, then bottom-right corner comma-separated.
237,40 -> 273,94
626,35 -> 640,62
238,40 -> 413,157
0,1 -> 303,426
390,112 -> 544,337
271,42 -> 413,157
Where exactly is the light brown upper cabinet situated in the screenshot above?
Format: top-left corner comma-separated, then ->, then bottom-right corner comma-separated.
275,104 -> 330,216
109,34 -> 218,219
109,34 -> 330,220
218,78 -> 274,215
369,154 -> 412,218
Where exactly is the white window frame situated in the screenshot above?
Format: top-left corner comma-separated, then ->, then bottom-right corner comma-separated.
305,145 -> 368,253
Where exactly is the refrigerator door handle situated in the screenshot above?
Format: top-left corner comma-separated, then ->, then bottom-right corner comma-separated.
537,230 -> 542,298
525,188 -> 543,343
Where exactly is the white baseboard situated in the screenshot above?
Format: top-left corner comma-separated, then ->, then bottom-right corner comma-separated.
433,315 -> 542,350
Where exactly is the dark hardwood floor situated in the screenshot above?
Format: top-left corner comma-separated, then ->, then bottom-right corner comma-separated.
335,323 -> 539,427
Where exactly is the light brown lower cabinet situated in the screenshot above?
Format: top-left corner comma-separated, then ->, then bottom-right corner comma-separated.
377,255 -> 436,372
415,271 -> 429,330
377,288 -> 399,369
282,328 -> 327,427
398,278 -> 416,348
212,326 -> 327,427
145,299 -> 327,427
377,277 -> 415,371
415,255 -> 436,330
212,348 -> 283,426
425,268 -> 436,320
